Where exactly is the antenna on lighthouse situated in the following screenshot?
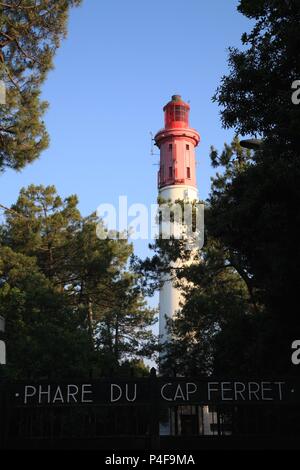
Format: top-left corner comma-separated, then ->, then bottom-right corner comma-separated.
150,131 -> 159,157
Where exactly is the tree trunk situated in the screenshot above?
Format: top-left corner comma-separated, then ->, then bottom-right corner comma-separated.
87,298 -> 94,347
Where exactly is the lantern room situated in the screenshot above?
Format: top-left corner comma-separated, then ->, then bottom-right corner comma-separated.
164,95 -> 190,129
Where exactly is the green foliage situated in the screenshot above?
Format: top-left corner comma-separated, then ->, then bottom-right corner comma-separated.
0,185 -> 157,379
210,0 -> 300,375
117,359 -> 150,377
214,0 -> 300,146
0,246 -> 91,379
138,213 -> 262,376
0,0 -> 82,171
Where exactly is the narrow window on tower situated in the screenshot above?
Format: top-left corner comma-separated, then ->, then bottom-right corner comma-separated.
169,167 -> 173,178
186,144 -> 190,151
169,144 -> 172,151
187,167 -> 191,179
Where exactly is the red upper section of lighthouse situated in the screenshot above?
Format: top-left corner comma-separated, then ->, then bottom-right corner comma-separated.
164,95 -> 190,129
155,95 -> 200,190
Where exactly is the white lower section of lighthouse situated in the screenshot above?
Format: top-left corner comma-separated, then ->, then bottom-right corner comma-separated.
159,184 -> 198,347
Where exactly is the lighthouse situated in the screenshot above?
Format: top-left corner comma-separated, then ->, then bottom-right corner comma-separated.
154,95 -> 200,350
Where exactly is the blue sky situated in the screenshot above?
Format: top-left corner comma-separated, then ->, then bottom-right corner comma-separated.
1,0 -> 252,261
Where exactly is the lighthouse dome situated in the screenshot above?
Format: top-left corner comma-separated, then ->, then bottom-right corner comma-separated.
163,95 -> 190,129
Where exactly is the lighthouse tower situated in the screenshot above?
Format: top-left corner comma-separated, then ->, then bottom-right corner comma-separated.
155,95 -> 200,348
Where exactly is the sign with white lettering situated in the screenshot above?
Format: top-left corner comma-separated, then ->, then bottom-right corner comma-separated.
7,378 -> 300,407
159,380 -> 288,403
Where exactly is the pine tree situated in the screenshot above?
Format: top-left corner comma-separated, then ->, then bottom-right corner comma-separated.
0,0 -> 82,172
0,185 -> 158,379
0,245 -> 92,380
211,0 -> 300,375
